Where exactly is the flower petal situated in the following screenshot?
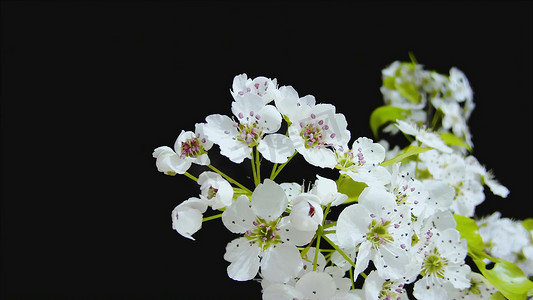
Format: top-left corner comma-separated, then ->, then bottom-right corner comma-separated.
295,271 -> 336,300
261,243 -> 303,283
224,237 -> 261,281
257,134 -> 295,164
252,179 -> 288,222
222,195 -> 256,234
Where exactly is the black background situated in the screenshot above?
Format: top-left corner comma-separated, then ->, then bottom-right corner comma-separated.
1,1 -> 532,299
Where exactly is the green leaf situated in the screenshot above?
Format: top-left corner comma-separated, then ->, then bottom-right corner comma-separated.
396,81 -> 420,103
474,257 -> 533,300
369,105 -> 409,138
383,76 -> 396,90
440,132 -> 472,151
522,218 -> 533,231
380,145 -> 431,167
489,291 -> 507,300
454,214 -> 485,254
336,175 -> 367,204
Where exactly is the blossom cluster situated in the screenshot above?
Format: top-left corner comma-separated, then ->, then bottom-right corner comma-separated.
153,60 -> 533,299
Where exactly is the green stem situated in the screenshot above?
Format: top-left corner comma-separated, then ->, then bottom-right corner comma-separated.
321,234 -> 355,269
270,163 -> 278,180
349,267 -> 355,289
313,233 -> 322,271
250,149 -> 258,187
255,147 -> 261,185
271,151 -> 297,180
207,164 -> 252,194
202,213 -> 222,222
323,221 -> 337,229
183,171 -> 198,182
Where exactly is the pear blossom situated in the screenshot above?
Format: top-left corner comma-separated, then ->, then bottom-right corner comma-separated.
465,156 -> 509,198
388,163 -> 430,219
221,179 -> 314,283
336,137 -> 391,187
171,197 -> 208,240
262,271 -> 362,300
446,271 -> 498,300
361,270 -> 409,300
230,73 -> 278,104
273,85 -> 316,122
152,123 -> 212,175
336,186 -> 412,281
380,61 -> 429,111
204,93 -> 294,163
395,119 -> 453,153
411,211 -> 471,300
288,103 -> 350,168
197,171 -> 233,209
448,67 -> 473,103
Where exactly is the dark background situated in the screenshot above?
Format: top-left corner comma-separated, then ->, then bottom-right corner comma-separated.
1,1 -> 531,298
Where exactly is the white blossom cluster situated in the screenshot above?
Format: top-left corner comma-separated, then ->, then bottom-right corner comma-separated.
153,65 -> 531,299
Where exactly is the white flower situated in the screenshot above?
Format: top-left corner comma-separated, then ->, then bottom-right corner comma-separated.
197,171 -> 233,210
445,271 -> 498,300
336,186 -> 412,281
362,270 -> 409,300
152,123 -> 212,175
230,73 -> 278,104
388,162 -> 429,219
262,271 -> 361,300
419,150 -> 485,217
395,119 -> 453,153
310,175 -> 348,206
273,85 -> 316,122
221,179 -> 313,283
380,61 -> 429,111
171,197 -> 208,240
412,211 -> 471,300
448,67 -> 473,103
288,104 -> 350,168
290,193 -> 323,232
465,156 -> 510,198
336,137 -> 391,187
204,93 -> 294,163
477,212 -> 529,262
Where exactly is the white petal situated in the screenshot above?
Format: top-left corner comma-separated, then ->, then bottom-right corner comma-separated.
171,204 -> 203,240
224,237 -> 261,281
274,85 -> 300,119
312,175 -> 342,205
444,264 -> 471,289
295,271 -> 336,300
194,122 -> 213,150
221,195 -> 256,234
485,178 -> 510,198
413,276 -> 449,300
252,179 -> 288,222
198,171 -> 233,209
277,216 -> 316,246
152,146 -> 191,174
261,243 -> 303,283
262,284 -> 304,300
362,271 -> 384,300
336,204 -> 369,249
231,93 -> 265,122
204,114 -> 251,163
257,134 -> 295,163
289,194 -> 323,232
280,182 -> 303,203
343,165 -> 391,187
352,137 -> 386,164
374,244 -> 411,280
353,242 -> 372,281
395,119 -> 418,136
257,104 -> 282,133
298,147 -> 337,169
230,73 -> 249,100
357,186 -> 397,214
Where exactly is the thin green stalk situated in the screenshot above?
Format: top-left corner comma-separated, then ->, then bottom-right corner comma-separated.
349,267 -> 355,289
313,233 -> 322,271
250,149 -> 259,187
202,213 -> 222,222
271,151 -> 297,180
269,163 -> 278,180
255,147 -> 261,185
323,221 -> 337,229
321,234 -> 355,269
207,164 -> 252,194
183,171 -> 198,182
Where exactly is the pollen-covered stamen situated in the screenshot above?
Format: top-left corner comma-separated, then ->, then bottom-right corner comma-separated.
180,138 -> 205,158
245,217 -> 281,250
367,218 -> 394,248
421,248 -> 448,278
300,121 -> 326,149
207,186 -> 218,199
235,121 -> 263,147
379,280 -> 405,300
